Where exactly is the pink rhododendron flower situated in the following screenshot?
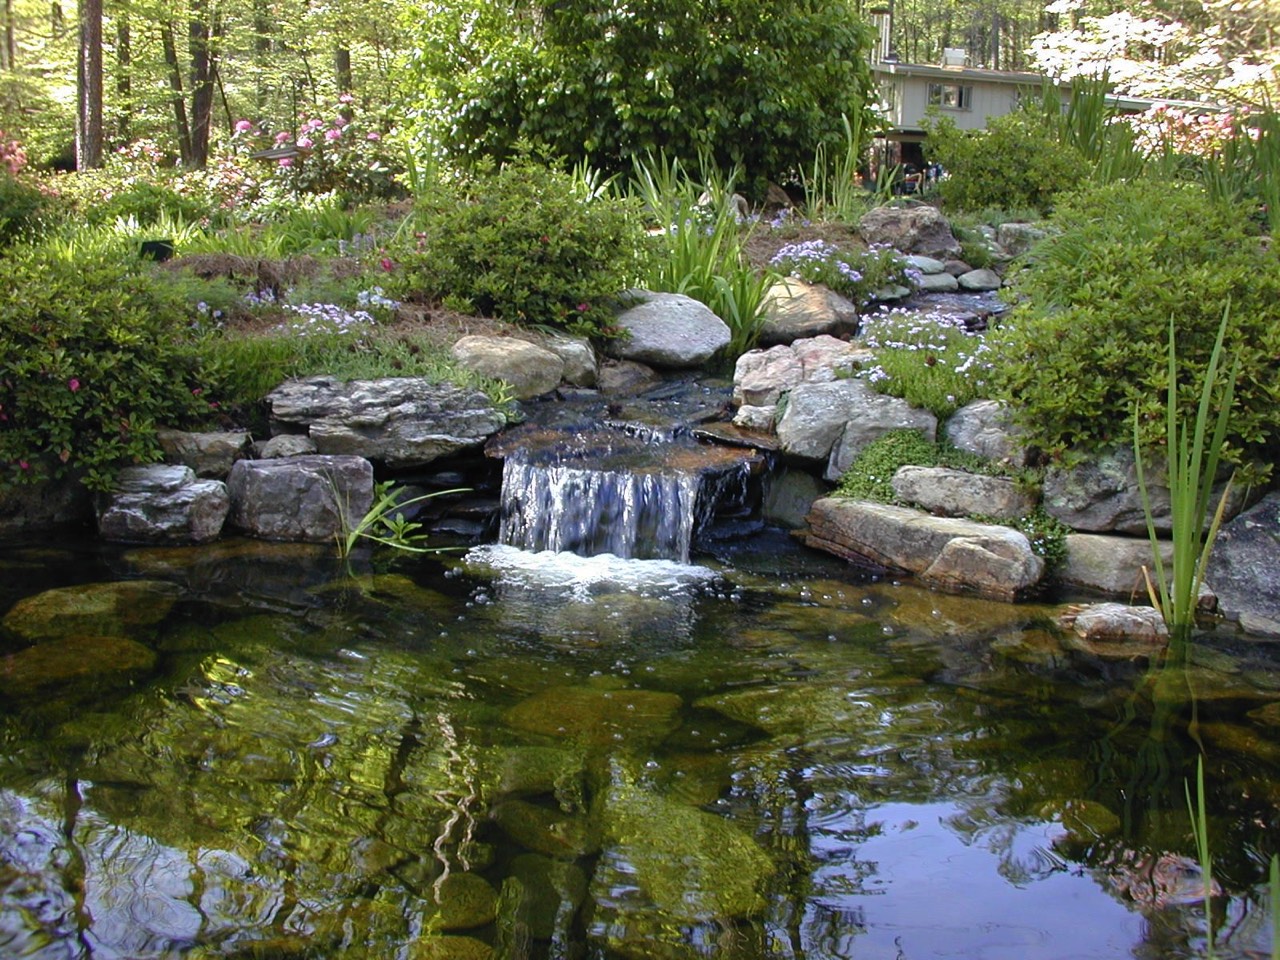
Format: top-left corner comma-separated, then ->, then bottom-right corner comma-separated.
234,119 -> 254,134
366,131 -> 381,141
296,136 -> 314,149
338,92 -> 355,104
274,131 -> 291,145
380,257 -> 394,272
324,128 -> 342,141
68,378 -> 80,392
279,157 -> 293,167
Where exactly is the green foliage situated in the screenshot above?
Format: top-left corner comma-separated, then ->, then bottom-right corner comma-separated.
389,158 -> 648,336
335,480 -> 467,557
83,179 -> 212,228
857,306 -> 993,419
989,179 -> 1280,468
1002,508 -> 1071,569
403,0 -> 877,189
804,112 -> 875,223
835,429 -> 944,502
1135,308 -> 1238,635
0,248 -> 207,491
924,110 -> 1088,215
768,239 -> 913,308
0,172 -> 50,246
633,155 -> 775,359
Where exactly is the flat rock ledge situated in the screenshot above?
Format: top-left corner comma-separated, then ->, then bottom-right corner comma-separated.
804,497 -> 1044,600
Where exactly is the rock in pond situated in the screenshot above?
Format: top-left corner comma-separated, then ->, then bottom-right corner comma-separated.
432,872 -> 499,931
0,634 -> 157,700
1058,603 -> 1168,659
491,798 -> 599,859
503,684 -> 683,746
507,853 -> 589,941
2,579 -> 181,644
226,454 -> 373,542
409,937 -> 494,960
451,335 -> 565,400
804,498 -> 1044,600
96,464 -> 230,545
1206,490 -> 1280,636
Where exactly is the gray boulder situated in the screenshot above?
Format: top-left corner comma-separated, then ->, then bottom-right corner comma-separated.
905,255 -> 946,274
227,454 -> 373,542
917,271 -> 959,293
156,428 -> 252,478
957,268 -> 1002,291
267,376 -> 505,469
258,434 -> 318,459
97,464 -> 229,544
805,498 -> 1044,599
451,335 -> 565,400
945,400 -> 1033,468
775,380 -> 869,463
858,203 -> 962,259
825,392 -> 938,482
609,291 -> 731,368
758,279 -> 858,345
543,334 -> 597,387
997,222 -> 1049,257
1060,534 -> 1174,597
1059,603 -> 1168,657
1206,490 -> 1280,636
891,466 -> 1035,520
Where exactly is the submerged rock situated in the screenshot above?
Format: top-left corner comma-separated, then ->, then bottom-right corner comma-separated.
0,634 -> 157,700
433,872 -> 499,931
507,854 -> 588,941
2,579 -> 181,643
491,798 -> 599,859
502,685 -> 683,746
409,937 -> 494,960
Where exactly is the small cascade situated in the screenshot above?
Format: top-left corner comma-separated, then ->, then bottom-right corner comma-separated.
490,420 -> 764,563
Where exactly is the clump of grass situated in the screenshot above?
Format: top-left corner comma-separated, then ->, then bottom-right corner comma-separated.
857,306 -> 994,419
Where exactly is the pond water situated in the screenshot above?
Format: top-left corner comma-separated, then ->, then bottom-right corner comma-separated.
1,527 -> 1278,960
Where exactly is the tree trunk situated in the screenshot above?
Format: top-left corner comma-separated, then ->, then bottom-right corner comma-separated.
50,2 -> 63,33
188,0 -> 214,168
160,23 -> 193,166
115,13 -> 131,140
75,0 -> 103,169
334,46 -> 352,92
1,0 -> 16,70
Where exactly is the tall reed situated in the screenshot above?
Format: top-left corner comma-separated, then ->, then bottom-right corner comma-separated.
1133,306 -> 1239,635
804,112 -> 872,222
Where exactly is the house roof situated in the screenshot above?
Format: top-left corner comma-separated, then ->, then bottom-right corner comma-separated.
871,61 -> 1051,87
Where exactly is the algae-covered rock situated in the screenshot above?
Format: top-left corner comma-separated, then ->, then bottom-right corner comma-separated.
1040,798 -> 1122,845
503,685 -> 683,746
476,745 -> 586,809
507,853 -> 588,941
0,634 -> 157,700
598,763 -> 774,922
696,682 -> 878,738
433,872 -> 499,931
408,936 -> 494,960
491,799 -> 599,859
2,579 -> 181,643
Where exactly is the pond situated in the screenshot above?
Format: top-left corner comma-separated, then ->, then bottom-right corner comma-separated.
1,524 -> 1278,960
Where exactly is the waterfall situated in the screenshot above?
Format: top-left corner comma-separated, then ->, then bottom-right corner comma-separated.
499,456 -> 706,562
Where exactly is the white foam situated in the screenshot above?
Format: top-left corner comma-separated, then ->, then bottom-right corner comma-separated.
463,543 -> 715,600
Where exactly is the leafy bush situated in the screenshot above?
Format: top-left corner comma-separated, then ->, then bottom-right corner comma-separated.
924,111 -> 1088,215
835,429 -> 943,502
83,178 -> 212,228
404,0 -> 877,189
0,172 -> 49,246
989,179 -> 1280,470
855,306 -> 993,419
389,159 -> 648,337
0,249 -> 209,491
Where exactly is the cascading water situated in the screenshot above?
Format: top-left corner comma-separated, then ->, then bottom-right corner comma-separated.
489,418 -> 764,564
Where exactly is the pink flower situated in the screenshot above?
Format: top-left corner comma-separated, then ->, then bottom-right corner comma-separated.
68,378 -> 80,392
303,118 -> 325,134
338,92 -> 355,104
576,303 -> 590,312
334,116 -> 350,127
17,460 -> 29,471
324,128 -> 342,141
234,119 -> 254,134
278,157 -> 293,168
366,131 -> 381,141
296,136 -> 314,150
274,131 -> 291,145
380,257 -> 394,272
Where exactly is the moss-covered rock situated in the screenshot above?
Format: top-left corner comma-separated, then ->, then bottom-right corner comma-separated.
491,799 -> 599,859
408,936 -> 494,960
506,854 -> 588,940
503,684 -> 683,746
475,745 -> 586,809
0,634 -> 157,700
2,579 -> 181,644
598,763 -> 774,922
433,872 -> 499,931
695,681 -> 880,738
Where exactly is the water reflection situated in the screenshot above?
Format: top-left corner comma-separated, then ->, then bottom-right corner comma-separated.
0,539 -> 1276,958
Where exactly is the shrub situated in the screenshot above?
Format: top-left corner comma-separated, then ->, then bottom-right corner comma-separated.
0,248 -> 209,491
924,111 -> 1088,215
389,158 -> 648,337
0,171 -> 49,246
989,179 -> 1280,471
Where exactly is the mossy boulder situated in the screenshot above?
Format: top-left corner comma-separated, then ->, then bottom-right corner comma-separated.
432,872 -> 499,931
695,682 -> 880,738
491,799 -> 599,859
2,579 -> 181,644
598,763 -> 774,922
503,684 -> 683,746
506,854 -> 588,940
408,936 -> 494,960
0,634 -> 157,700
475,745 -> 586,808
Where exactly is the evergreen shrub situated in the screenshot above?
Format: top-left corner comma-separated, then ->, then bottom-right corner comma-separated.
989,179 -> 1280,472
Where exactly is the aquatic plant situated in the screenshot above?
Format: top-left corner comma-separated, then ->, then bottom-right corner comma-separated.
335,480 -> 468,558
1133,307 -> 1238,635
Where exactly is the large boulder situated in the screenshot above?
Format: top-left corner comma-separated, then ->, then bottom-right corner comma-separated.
96,464 -> 230,544
804,498 -> 1044,599
1060,534 -> 1174,597
891,466 -> 1035,521
226,454 -> 373,542
945,400 -> 1033,468
757,279 -> 858,346
733,344 -> 803,407
1206,491 -> 1280,636
608,291 -> 731,368
542,334 -> 597,387
156,428 -> 252,478
858,203 -> 962,259
917,271 -> 959,293
957,268 -> 1002,291
266,376 -> 505,469
2,579 -> 182,644
451,335 -> 565,400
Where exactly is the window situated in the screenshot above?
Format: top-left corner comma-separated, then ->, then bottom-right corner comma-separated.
928,83 -> 973,110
